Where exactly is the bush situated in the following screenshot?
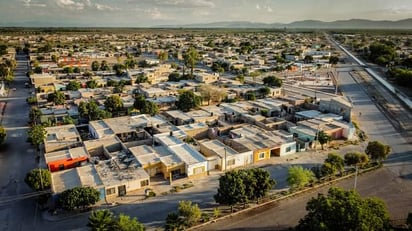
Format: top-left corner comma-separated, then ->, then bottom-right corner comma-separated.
147,191 -> 156,197
213,207 -> 221,218
201,212 -> 211,222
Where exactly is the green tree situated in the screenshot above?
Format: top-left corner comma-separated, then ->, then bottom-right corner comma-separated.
79,100 -> 111,121
262,76 -> 282,87
407,212 -> 412,230
100,60 -> 110,71
178,200 -> 201,227
258,87 -> 271,98
63,66 -> 74,74
165,212 -> 182,231
214,170 -> 247,212
183,47 -> 199,76
158,51 -> 168,63
88,209 -> 116,231
66,81 -> 81,91
73,67 -> 80,73
0,126 -> 6,144
63,115 -> 75,125
317,130 -> 332,150
168,72 -> 181,82
320,162 -> 337,177
140,101 -> 159,116
304,55 -> 314,63
29,106 -> 42,124
91,61 -> 100,71
236,74 -> 245,84
27,124 -> 46,149
344,152 -> 369,168
365,141 -> 391,163
0,44 -> 7,56
124,59 -> 137,69
47,91 -> 66,105
104,95 -> 124,114
116,213 -> 145,231
296,187 -> 390,231
245,91 -> 256,101
329,56 -> 339,65
133,94 -> 146,110
324,153 -> 344,176
59,186 -> 100,211
113,63 -> 126,75
4,74 -> 14,85
24,168 -> 51,191
135,73 -> 148,85
34,66 -> 42,74
86,79 -> 98,89
176,91 -> 200,112
287,165 -> 315,190
247,168 -> 276,203
369,42 -> 396,66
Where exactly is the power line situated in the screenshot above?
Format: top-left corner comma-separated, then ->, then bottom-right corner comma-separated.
0,190 -> 51,205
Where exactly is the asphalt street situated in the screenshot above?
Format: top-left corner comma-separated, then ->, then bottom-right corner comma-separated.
0,53 -> 39,231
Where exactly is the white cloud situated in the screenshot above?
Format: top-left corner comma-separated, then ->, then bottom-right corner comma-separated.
56,0 -> 85,10
267,6 -> 273,12
152,0 -> 215,8
22,0 -> 47,7
145,8 -> 169,20
95,3 -> 117,11
256,4 -> 260,10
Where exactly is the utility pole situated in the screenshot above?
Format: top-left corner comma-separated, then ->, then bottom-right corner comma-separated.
224,147 -> 227,172
335,71 -> 339,95
354,165 -> 358,190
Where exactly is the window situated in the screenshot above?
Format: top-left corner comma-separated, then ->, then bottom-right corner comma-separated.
258,152 -> 265,160
106,187 -> 115,195
227,159 -> 235,166
140,180 -> 149,187
286,147 -> 291,152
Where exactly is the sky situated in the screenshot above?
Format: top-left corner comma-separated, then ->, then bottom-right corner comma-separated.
1,0 -> 412,27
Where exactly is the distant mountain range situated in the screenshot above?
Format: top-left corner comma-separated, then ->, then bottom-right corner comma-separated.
159,18 -> 412,29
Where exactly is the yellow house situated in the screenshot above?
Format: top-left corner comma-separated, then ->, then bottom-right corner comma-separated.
38,84 -> 55,93
129,144 -> 186,180
252,148 -> 271,163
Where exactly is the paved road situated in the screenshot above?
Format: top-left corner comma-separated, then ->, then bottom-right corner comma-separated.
0,53 -> 39,230
201,43 -> 412,231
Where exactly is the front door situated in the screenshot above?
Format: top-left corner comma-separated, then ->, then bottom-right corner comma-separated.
118,185 -> 126,196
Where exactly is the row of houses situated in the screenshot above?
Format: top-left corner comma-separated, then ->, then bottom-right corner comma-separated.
43,97 -> 354,201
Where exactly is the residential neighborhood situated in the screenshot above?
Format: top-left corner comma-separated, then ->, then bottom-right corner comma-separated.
0,27 -> 411,231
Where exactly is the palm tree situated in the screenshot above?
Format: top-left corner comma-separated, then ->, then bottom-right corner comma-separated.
88,210 -> 116,231
183,47 -> 199,77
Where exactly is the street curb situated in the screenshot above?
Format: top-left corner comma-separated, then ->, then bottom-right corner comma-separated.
187,165 -> 380,231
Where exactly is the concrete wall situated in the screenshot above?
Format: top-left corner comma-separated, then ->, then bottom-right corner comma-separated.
187,161 -> 208,177
279,142 -> 297,156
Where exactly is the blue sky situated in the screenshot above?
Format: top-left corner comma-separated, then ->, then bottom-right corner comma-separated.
1,0 -> 412,27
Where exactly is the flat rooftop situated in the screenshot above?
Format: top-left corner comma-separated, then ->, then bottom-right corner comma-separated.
169,143 -> 206,165
51,164 -> 103,194
295,110 -> 322,119
45,146 -> 89,164
45,124 -> 81,143
129,145 -> 160,166
94,155 -> 149,188
201,139 -> 238,158
165,110 -> 193,121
